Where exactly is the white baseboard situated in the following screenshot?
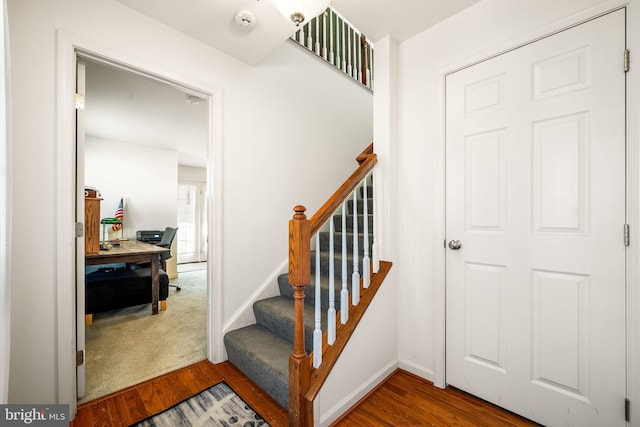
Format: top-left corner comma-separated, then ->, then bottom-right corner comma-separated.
319,359 -> 399,427
398,359 -> 436,384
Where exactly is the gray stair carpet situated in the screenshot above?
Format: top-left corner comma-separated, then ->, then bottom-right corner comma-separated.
224,180 -> 374,409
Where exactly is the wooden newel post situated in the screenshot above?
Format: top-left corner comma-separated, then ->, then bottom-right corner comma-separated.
289,205 -> 312,426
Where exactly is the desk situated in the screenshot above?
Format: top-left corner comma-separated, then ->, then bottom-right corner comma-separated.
85,240 -> 170,315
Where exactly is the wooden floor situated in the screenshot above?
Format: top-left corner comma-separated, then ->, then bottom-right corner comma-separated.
72,360 -> 539,427
333,370 -> 540,426
71,360 -> 288,426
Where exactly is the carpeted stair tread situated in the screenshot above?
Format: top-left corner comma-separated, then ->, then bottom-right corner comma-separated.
254,296 -> 320,353
223,324 -> 291,409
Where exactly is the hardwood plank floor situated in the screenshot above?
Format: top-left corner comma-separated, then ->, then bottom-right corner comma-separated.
332,370 -> 540,427
72,362 -> 539,427
71,360 -> 288,426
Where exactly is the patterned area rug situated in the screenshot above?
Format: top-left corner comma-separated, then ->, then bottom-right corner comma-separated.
132,382 -> 269,427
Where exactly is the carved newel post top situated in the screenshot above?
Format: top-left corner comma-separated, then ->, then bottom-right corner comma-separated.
293,205 -> 307,220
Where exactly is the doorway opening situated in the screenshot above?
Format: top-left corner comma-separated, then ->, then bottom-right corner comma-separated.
76,54 -> 211,403
177,179 -> 207,265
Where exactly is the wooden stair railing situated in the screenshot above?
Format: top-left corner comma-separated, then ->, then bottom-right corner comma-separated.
290,6 -> 374,90
355,142 -> 373,165
288,145 -> 392,426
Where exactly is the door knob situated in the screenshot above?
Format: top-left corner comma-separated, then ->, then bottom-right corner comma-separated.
448,240 -> 462,250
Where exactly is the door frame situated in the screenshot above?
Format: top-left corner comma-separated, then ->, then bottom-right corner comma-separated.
433,0 -> 640,423
54,30 -> 224,417
177,179 -> 208,264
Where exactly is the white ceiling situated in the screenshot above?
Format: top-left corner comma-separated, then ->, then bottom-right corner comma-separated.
116,0 -> 480,65
86,0 -> 480,169
331,0 -> 480,43
84,60 -> 209,168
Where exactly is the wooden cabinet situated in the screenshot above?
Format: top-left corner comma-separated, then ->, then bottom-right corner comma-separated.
85,197 -> 101,255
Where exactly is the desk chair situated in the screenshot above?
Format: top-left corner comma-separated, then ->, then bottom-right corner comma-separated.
157,226 -> 180,291
130,226 -> 181,291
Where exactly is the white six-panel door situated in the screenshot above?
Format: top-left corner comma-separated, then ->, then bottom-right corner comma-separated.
445,10 -> 626,426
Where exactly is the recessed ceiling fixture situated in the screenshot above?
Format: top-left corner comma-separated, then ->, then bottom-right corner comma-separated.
272,0 -> 331,26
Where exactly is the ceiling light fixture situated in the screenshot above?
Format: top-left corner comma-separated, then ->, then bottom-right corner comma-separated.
272,0 -> 331,27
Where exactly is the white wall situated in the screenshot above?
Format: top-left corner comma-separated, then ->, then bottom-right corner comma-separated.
318,267 -> 399,426
7,0 -> 372,407
85,136 -> 178,239
221,42 -> 373,320
391,0 -> 628,383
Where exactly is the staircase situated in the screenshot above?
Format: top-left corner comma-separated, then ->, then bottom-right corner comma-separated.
224,183 -> 374,410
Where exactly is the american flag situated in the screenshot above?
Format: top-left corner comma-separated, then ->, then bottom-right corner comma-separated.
112,198 -> 124,231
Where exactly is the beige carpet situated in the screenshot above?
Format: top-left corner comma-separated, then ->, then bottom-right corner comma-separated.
80,265 -> 207,403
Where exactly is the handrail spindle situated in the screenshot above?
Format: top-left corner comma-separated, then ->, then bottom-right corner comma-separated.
363,173 -> 371,288
315,15 -> 320,55
353,28 -> 359,80
322,11 -> 328,60
340,201 -> 349,324
346,25 -> 352,77
371,170 -> 379,274
361,34 -> 369,87
296,26 -> 302,44
328,215 -> 336,344
352,184 -> 360,304
313,234 -> 322,368
341,18 -> 346,73
329,9 -> 334,65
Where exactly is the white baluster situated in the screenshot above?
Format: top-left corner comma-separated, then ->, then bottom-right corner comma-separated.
372,170 -> 380,273
315,14 -> 321,55
346,26 -> 352,77
329,9 -> 334,65
353,30 -> 358,80
328,216 -> 336,345
367,41 -> 372,88
341,19 -> 346,72
368,46 -> 374,89
363,174 -> 371,288
322,10 -> 328,60
357,31 -> 362,83
298,23 -> 304,46
307,22 -> 313,50
313,234 -> 322,368
352,185 -> 360,305
341,202 -> 349,324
